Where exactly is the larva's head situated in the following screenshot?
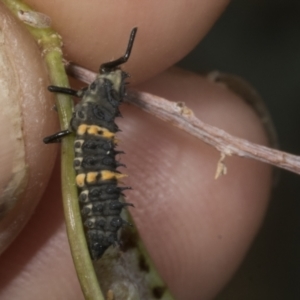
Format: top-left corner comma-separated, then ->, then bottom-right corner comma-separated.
80,28 -> 137,106
82,70 -> 128,106
72,28 -> 137,132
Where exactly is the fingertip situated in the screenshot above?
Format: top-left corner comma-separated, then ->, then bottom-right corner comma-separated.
119,68 -> 272,299
0,3 -> 58,255
0,160 -> 83,300
26,0 -> 230,83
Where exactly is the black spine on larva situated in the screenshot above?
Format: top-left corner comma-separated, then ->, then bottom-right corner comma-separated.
70,28 -> 137,260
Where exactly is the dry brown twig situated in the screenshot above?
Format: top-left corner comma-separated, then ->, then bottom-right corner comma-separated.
66,63 -> 300,176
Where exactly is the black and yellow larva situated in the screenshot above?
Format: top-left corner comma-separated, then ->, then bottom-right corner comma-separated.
44,28 -> 137,260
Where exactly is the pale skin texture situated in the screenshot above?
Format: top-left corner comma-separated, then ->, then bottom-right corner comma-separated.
0,1 -> 273,300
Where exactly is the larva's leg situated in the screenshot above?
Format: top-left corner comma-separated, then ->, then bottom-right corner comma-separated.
48,86 -> 80,96
44,85 -> 82,143
43,129 -> 72,144
100,27 -> 137,73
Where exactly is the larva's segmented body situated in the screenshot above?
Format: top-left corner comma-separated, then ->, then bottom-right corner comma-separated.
72,70 -> 130,260
44,28 -> 137,260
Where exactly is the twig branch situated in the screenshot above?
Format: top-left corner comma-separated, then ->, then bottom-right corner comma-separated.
66,63 -> 300,176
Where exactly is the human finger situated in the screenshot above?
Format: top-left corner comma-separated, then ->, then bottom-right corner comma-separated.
26,0 -> 230,84
121,68 -> 272,299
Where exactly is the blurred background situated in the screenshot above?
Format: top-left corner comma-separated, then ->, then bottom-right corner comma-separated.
178,0 -> 300,299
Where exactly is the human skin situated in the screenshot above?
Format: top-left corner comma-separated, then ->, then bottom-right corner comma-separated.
0,1 -> 272,299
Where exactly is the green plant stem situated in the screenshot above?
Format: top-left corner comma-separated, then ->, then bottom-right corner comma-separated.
1,1 -> 104,299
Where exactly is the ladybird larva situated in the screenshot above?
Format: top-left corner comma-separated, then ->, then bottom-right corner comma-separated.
44,28 -> 137,260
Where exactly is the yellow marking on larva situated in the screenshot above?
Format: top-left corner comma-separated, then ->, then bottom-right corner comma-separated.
77,124 -> 88,135
87,125 -> 115,138
86,125 -> 100,135
101,170 -> 127,181
76,174 -> 86,187
86,172 -> 98,184
101,128 -> 115,139
77,124 -> 115,139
